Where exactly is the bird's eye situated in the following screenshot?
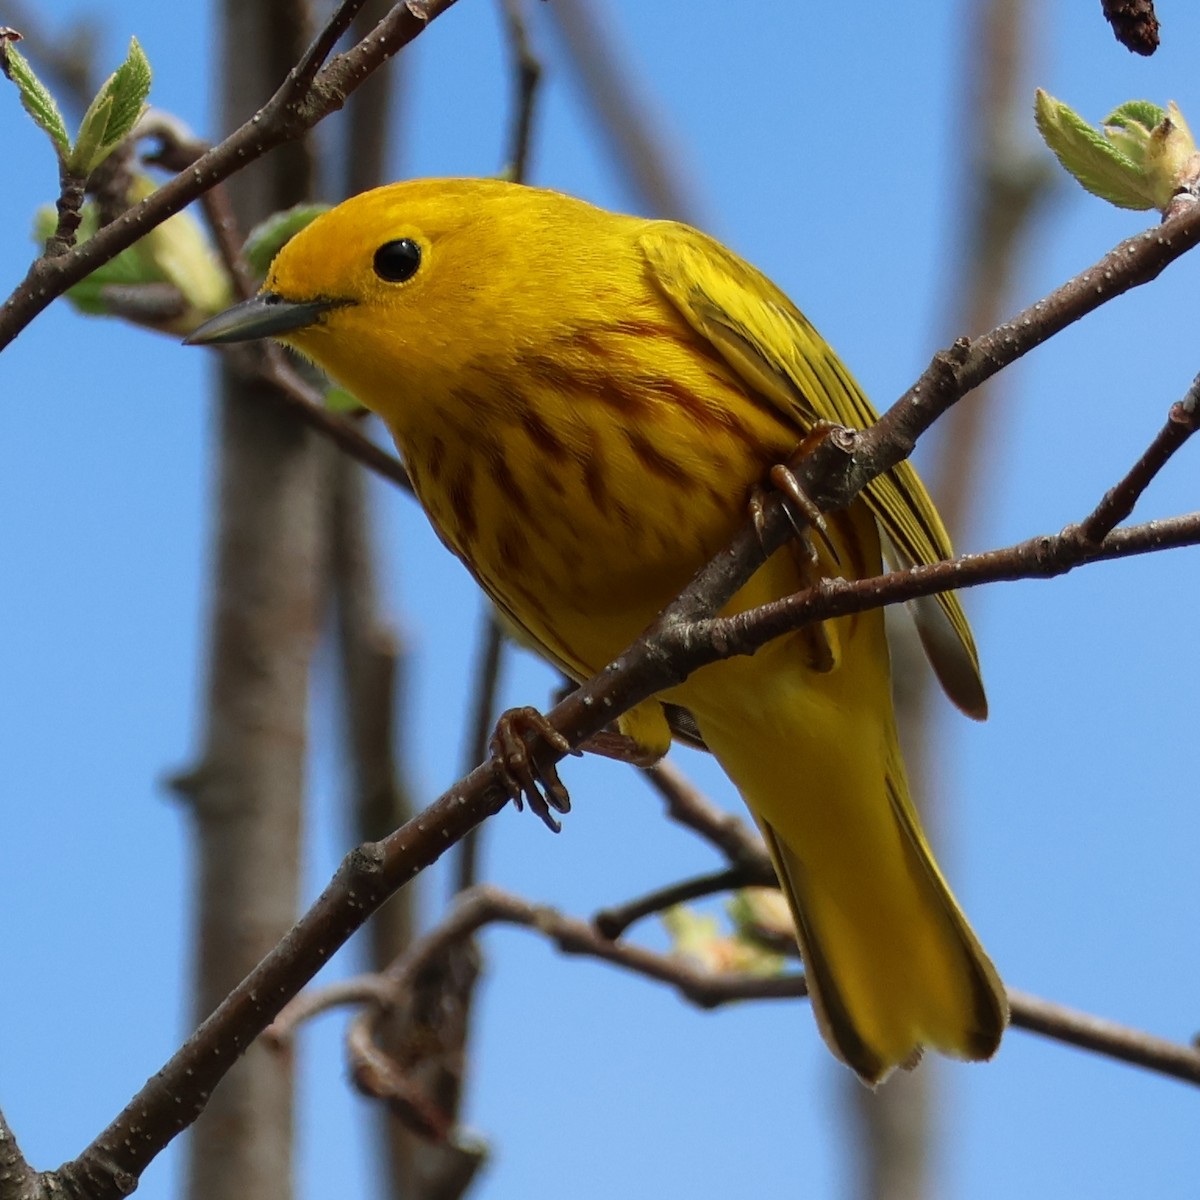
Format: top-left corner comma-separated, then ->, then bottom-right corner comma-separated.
373,238 -> 422,283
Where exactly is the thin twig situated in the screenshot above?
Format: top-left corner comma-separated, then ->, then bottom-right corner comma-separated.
378,885 -> 809,1009
642,761 -> 769,870
256,348 -> 413,491
93,283 -> 188,325
141,114 -> 257,300
499,0 -> 541,182
716,509 -> 1200,657
199,182 -> 257,299
593,865 -> 769,940
267,975 -> 396,1040
44,166 -> 87,257
289,0 -> 372,96
1009,989 -> 1200,1084
456,891 -> 1200,1084
1077,373 -> 1200,543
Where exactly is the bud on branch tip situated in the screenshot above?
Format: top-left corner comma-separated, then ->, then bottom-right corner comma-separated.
1035,90 -> 1200,213
1,30 -> 151,179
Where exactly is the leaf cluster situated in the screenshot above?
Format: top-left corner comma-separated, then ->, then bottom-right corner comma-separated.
1035,90 -> 1200,211
1,30 -> 150,178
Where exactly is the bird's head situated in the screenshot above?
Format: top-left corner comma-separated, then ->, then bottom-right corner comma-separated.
186,177 -> 633,436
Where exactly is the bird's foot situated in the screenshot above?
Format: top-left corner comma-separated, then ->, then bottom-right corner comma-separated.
490,706 -> 580,832
748,421 -> 844,566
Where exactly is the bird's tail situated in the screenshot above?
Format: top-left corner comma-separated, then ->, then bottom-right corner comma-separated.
761,750 -> 1006,1084
681,659 -> 1008,1085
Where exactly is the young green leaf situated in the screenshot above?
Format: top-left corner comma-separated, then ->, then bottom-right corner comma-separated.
67,35 -> 152,177
0,32 -> 70,160
1105,99 -> 1166,132
103,36 -> 151,149
1034,89 -> 1158,210
68,93 -> 113,177
1099,101 -> 1162,174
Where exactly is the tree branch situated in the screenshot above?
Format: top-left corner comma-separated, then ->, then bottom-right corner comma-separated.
498,0 -> 540,182
592,865 -> 769,941
847,202 -> 1200,508
1008,988 -> 1200,1083
1078,373 -> 1200,542
289,0 -> 373,96
270,885 -> 1200,1089
702,358 -> 1200,663
642,761 -> 769,870
714,508 -> 1200,660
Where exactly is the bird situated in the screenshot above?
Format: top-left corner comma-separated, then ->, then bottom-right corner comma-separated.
186,177 -> 1007,1084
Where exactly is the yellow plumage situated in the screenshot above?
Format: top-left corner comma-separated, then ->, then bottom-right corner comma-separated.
188,177 -> 1008,1084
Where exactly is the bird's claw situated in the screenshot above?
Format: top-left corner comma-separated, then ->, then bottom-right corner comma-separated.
769,462 -> 828,540
749,422 -> 842,566
490,705 -> 579,832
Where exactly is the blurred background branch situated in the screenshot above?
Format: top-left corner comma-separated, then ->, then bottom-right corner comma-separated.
171,3 -> 323,1198
543,0 -> 699,223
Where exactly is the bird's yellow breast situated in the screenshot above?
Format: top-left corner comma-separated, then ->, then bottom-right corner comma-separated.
389,310 -> 800,677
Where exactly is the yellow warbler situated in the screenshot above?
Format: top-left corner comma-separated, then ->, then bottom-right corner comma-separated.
188,178 -> 1007,1083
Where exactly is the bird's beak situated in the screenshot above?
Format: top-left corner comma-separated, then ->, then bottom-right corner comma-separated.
183,292 -> 350,346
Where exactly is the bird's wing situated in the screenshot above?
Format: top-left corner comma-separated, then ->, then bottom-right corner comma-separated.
640,222 -> 986,719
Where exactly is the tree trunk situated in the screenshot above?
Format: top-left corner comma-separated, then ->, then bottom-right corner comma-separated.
180,4 -> 322,1198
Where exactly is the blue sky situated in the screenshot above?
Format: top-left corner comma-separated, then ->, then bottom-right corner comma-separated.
2,1 -> 1199,1197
